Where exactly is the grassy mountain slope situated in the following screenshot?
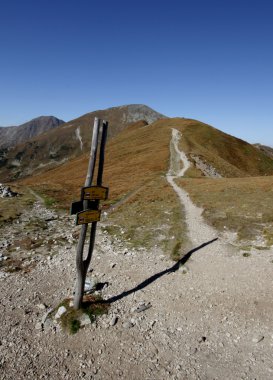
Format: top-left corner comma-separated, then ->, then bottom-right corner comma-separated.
18,117 -> 273,253
20,119 -> 187,257
18,116 -> 273,209
254,143 -> 273,160
0,105 -> 165,182
179,120 -> 273,177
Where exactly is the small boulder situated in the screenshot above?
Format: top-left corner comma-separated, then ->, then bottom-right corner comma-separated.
55,306 -> 67,319
79,313 -> 92,327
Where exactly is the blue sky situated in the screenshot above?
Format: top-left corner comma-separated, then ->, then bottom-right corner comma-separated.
0,0 -> 273,145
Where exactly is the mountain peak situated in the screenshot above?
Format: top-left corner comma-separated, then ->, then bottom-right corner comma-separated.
0,116 -> 65,149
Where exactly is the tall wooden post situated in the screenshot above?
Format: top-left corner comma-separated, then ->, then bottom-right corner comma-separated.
74,118 -> 108,310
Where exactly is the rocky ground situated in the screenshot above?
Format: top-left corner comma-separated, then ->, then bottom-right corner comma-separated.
1,134 -> 273,379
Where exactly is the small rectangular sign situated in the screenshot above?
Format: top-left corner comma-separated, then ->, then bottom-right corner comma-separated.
76,209 -> 101,225
70,200 -> 97,215
81,186 -> 109,201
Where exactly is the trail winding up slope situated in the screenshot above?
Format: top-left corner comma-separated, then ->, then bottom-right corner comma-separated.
166,128 -> 218,246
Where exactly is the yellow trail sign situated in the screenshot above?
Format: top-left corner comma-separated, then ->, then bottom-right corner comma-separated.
76,209 -> 101,225
81,186 -> 108,200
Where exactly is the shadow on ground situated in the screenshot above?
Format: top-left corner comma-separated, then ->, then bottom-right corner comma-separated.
103,237 -> 218,304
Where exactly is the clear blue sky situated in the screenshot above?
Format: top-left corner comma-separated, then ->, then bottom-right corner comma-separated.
0,0 -> 272,145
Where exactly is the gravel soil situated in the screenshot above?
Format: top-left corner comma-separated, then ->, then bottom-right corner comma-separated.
1,130 -> 273,379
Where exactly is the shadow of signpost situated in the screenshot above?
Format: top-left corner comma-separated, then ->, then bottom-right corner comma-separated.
104,237 -> 218,304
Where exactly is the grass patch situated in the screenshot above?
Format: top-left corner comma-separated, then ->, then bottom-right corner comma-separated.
178,176 -> 273,248
44,196 -> 56,208
105,176 -> 189,257
2,258 -> 36,274
25,218 -> 48,231
0,187 -> 35,226
54,295 -> 109,335
171,241 -> 182,261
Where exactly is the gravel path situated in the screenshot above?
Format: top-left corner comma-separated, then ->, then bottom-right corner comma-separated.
166,128 -> 218,246
1,130 -> 273,379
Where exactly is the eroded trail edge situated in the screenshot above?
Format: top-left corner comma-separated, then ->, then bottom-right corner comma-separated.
166,128 -> 218,246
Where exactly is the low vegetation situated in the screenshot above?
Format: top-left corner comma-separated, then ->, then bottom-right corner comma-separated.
104,176 -> 188,258
178,176 -> 273,248
53,296 -> 109,334
0,186 -> 35,226
15,117 -> 273,254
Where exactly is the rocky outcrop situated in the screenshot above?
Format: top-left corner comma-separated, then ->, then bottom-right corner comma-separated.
0,183 -> 18,197
190,154 -> 222,178
253,143 -> 273,160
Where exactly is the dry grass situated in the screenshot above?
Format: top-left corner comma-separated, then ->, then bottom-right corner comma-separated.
19,119 -> 189,257
178,176 -> 273,247
0,106 -> 162,182
15,117 -> 273,253
0,186 -> 35,226
180,121 -> 273,177
104,176 -> 188,258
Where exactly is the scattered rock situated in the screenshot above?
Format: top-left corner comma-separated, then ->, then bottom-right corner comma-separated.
35,322 -> 43,330
190,155 -> 222,178
122,321 -> 134,329
37,303 -> 46,310
84,278 -> 97,293
55,306 -> 67,319
0,184 -> 18,198
79,313 -> 92,327
252,336 -> 264,344
110,316 -> 118,326
135,302 -> 152,313
41,308 -> 54,324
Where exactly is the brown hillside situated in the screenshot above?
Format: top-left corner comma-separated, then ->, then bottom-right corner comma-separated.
180,120 -> 273,177
18,117 -> 273,253
20,119 -> 187,255
254,143 -> 273,160
19,117 -> 273,207
20,119 -> 172,207
0,105 -> 165,182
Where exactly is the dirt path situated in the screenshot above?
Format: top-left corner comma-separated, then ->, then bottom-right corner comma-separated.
166,128 -> 218,246
27,187 -> 45,203
1,135 -> 273,379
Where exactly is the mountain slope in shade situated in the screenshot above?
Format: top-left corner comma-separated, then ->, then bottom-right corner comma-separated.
0,116 -> 65,149
0,105 -> 165,181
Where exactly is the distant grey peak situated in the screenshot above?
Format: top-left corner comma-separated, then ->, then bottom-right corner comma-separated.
0,116 -> 65,149
115,104 -> 166,124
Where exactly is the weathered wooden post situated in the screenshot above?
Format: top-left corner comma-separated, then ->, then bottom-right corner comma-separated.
72,118 -> 108,310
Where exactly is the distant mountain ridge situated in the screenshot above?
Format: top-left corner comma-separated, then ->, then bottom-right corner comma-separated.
1,104 -> 272,185
19,117 -> 273,212
0,104 -> 165,181
0,116 -> 65,149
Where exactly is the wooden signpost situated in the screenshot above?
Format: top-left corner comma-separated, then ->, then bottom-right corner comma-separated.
73,117 -> 108,310
81,186 -> 109,201
76,209 -> 101,225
